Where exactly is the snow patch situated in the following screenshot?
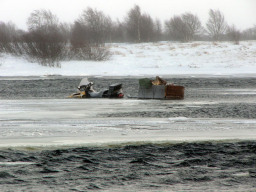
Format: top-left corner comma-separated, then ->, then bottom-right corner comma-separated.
0,41 -> 256,77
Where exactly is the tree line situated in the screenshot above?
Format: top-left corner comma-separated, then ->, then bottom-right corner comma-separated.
0,5 -> 255,67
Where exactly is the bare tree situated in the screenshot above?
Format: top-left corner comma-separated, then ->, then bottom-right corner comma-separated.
125,5 -> 142,42
70,22 -> 87,48
140,14 -> 155,42
242,25 -> 256,40
227,25 -> 241,44
0,22 -> 26,55
70,21 -> 93,60
206,9 -> 227,41
0,22 -> 12,52
59,22 -> 72,42
165,16 -> 189,41
165,13 -> 203,42
182,12 -> 203,40
154,19 -> 162,41
24,9 -> 66,67
110,20 -> 126,42
125,5 -> 161,42
70,8 -> 112,61
27,10 -> 59,32
78,7 -> 112,44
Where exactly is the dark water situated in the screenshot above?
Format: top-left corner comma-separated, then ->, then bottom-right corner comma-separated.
1,76 -> 256,191
0,141 -> 256,191
1,76 -> 256,100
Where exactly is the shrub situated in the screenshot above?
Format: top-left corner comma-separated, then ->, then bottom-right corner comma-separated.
23,9 -> 67,67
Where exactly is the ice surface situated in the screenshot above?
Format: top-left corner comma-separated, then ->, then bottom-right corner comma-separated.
1,99 -> 256,148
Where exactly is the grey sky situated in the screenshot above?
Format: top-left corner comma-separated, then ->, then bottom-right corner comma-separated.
0,0 -> 255,30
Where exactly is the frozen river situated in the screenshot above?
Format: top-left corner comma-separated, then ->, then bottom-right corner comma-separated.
1,77 -> 256,191
1,98 -> 256,148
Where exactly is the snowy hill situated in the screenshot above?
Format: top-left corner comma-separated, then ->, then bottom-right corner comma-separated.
0,41 -> 256,77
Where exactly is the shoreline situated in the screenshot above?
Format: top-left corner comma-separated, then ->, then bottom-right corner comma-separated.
1,74 -> 256,80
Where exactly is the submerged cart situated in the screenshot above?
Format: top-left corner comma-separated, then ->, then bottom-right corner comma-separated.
138,76 -> 184,99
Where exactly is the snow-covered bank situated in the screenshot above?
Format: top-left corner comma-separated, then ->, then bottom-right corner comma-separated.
0,41 -> 256,77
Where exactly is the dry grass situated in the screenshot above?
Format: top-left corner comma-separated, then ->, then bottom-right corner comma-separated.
212,42 -> 219,46
114,51 -> 126,57
188,63 -> 199,68
136,51 -> 145,57
191,43 -> 201,48
159,47 -> 167,51
153,42 -> 166,46
138,45 -> 147,49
